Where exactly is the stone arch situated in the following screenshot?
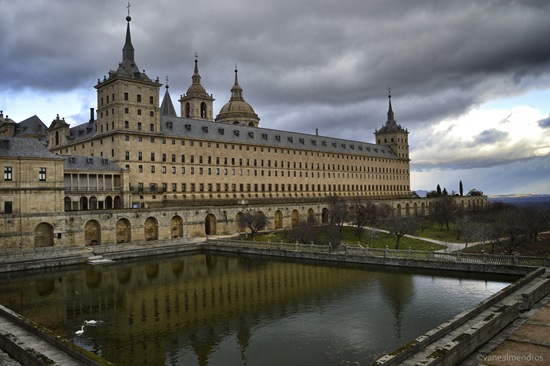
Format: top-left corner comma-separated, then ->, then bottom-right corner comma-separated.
291,209 -> 300,228
274,210 -> 283,229
85,220 -> 101,245
205,214 -> 217,236
171,215 -> 183,238
64,197 -> 71,211
256,211 -> 267,231
405,203 -> 410,216
80,196 -> 88,210
185,103 -> 191,118
413,203 -> 418,215
396,204 -> 402,216
322,208 -> 329,224
307,208 -> 315,224
116,218 -> 131,243
200,102 -> 207,118
114,195 -> 123,209
144,217 -> 159,241
105,196 -> 113,209
89,196 -> 98,210
34,223 -> 54,248
236,212 -> 246,232
421,202 -> 426,215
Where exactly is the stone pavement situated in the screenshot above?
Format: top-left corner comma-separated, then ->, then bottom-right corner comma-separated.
461,292 -> 550,366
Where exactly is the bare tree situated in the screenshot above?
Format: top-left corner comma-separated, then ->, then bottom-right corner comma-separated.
326,194 -> 349,233
238,211 -> 269,237
385,214 -> 421,250
523,207 -> 549,242
350,198 -> 378,240
430,196 -> 456,230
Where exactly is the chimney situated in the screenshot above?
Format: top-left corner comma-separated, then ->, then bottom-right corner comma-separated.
89,108 -> 95,123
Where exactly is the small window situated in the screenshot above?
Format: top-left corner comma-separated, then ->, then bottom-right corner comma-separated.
4,166 -> 13,181
38,167 -> 46,181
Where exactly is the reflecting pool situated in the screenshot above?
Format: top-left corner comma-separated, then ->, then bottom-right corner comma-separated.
0,253 -> 517,366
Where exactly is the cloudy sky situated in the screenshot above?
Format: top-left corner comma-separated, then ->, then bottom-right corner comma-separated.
2,0 -> 549,196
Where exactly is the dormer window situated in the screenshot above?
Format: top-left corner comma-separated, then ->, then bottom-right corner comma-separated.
185,124 -> 191,131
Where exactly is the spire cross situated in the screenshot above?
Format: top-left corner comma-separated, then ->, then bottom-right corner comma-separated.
127,2 -> 131,17
388,86 -> 392,98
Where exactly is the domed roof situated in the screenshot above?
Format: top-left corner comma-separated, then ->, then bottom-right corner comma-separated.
215,67 -> 260,126
186,83 -> 207,96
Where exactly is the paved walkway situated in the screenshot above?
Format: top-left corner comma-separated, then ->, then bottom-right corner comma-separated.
0,308 -> 86,366
461,291 -> 550,366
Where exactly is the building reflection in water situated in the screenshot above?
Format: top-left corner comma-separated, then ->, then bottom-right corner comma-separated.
0,253 -> 515,366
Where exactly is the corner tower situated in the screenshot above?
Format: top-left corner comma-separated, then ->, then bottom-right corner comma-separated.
215,66 -> 260,127
179,55 -> 214,121
94,13 -> 161,135
375,92 -> 409,160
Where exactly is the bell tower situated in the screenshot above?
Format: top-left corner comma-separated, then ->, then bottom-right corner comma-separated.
375,91 -> 409,160
179,54 -> 215,121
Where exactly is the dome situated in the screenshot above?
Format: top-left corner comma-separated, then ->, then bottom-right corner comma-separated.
215,67 -> 260,127
186,83 -> 207,96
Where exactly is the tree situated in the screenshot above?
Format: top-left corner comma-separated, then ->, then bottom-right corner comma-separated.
459,180 -> 464,196
238,211 -> 269,237
436,184 -> 442,196
430,196 -> 456,230
467,188 -> 484,196
523,207 -> 550,242
326,194 -> 349,233
351,198 -> 378,240
496,207 -> 529,255
385,214 -> 421,250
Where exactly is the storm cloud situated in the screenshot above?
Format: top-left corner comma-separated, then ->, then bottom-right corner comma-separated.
1,0 -> 549,194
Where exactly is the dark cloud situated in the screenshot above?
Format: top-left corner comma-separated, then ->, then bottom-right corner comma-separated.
2,0 -> 550,194
471,129 -> 509,146
538,116 -> 550,128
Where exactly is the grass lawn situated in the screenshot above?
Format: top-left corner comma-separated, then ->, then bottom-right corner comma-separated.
249,226 -> 445,251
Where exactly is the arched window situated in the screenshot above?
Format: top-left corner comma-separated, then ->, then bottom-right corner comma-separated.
200,102 -> 207,118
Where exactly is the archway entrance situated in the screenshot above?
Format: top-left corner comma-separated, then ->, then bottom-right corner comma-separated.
144,217 -> 159,241
116,218 -> 131,243
307,208 -> 315,225
205,214 -> 217,236
34,223 -> 54,247
84,220 -> 101,245
322,208 -> 329,224
274,210 -> 283,229
171,216 -> 183,238
291,210 -> 299,228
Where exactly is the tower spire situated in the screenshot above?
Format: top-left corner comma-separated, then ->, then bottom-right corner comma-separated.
230,64 -> 243,100
122,3 -> 134,63
387,87 -> 395,123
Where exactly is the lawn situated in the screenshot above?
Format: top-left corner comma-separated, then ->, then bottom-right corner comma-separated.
249,226 -> 445,251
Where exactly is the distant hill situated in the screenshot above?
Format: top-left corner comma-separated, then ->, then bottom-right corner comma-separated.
488,194 -> 550,209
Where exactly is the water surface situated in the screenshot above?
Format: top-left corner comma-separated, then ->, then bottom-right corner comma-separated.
0,253 -> 516,365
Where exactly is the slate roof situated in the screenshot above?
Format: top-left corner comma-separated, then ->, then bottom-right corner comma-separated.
14,115 -> 48,137
0,137 -> 62,159
160,115 -> 398,159
63,155 -> 122,172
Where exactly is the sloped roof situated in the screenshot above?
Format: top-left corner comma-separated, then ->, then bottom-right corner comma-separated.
63,155 -> 122,172
0,137 -> 62,159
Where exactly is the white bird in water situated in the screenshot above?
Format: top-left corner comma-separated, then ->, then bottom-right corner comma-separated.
75,326 -> 85,336
84,320 -> 98,325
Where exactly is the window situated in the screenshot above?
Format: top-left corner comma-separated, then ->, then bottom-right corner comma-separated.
138,152 -> 143,161
150,96 -> 154,104
137,122 -> 142,131
138,165 -> 143,173
150,123 -> 154,131
125,151 -> 130,160
151,166 -> 155,173
38,167 -> 46,181
124,92 -> 129,100
151,153 -> 155,161
137,109 -> 142,115
3,166 -> 12,181
162,166 -> 166,174
124,121 -> 129,129
137,94 -> 142,102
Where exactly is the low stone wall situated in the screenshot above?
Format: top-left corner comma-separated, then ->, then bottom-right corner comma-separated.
372,267 -> 549,365
0,305 -> 113,366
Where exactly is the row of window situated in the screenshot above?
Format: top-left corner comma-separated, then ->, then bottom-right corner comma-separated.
134,182 -> 409,194
126,152 -> 408,174
122,135 -> 408,164
100,92 -> 155,106
3,167 -> 47,181
131,164 -> 407,182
